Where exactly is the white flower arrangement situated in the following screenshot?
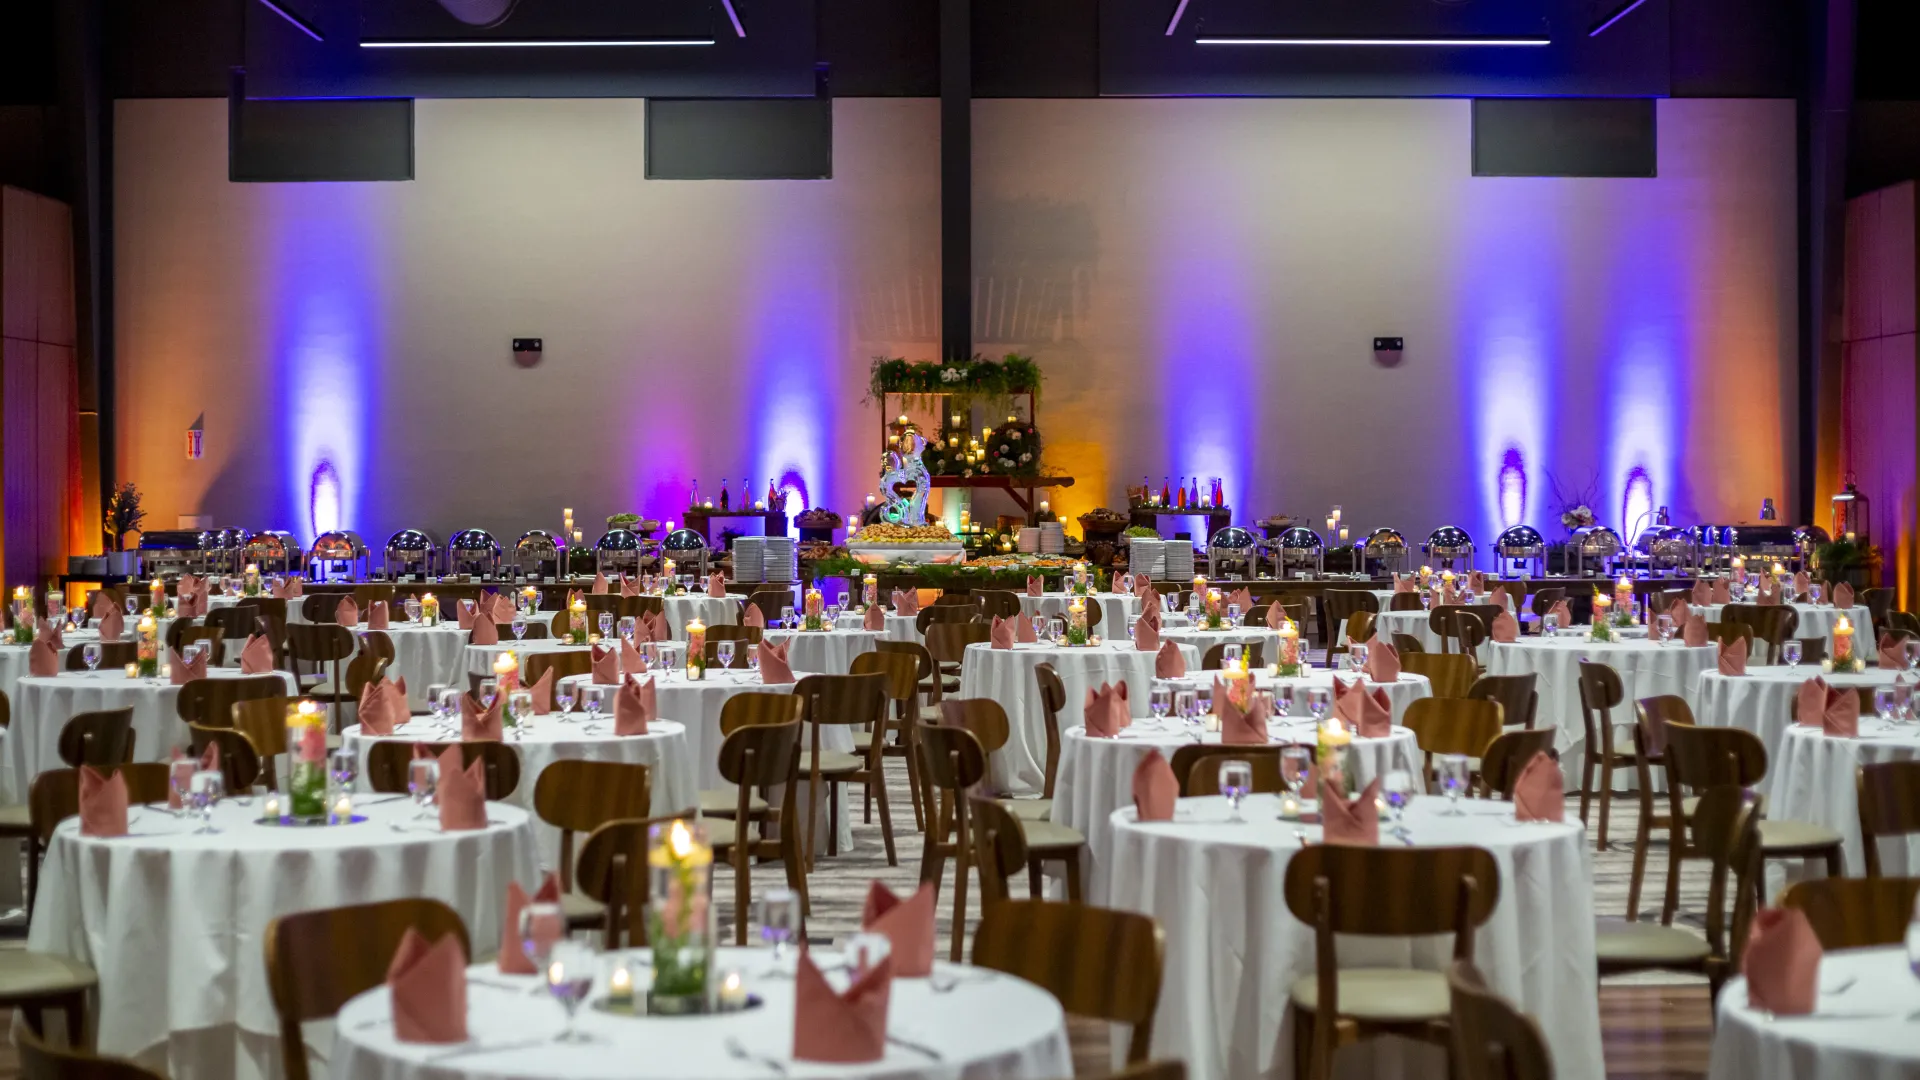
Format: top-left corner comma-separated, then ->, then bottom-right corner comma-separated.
1560,504 -> 1595,531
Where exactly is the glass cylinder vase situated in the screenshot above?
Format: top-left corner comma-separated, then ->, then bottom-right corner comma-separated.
285,700 -> 330,820
647,819 -> 715,1013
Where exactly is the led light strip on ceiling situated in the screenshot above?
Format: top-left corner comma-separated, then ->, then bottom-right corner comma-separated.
360,38 -> 716,47
1195,36 -> 1550,46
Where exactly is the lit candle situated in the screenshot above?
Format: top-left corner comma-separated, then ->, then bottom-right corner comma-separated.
124,662 -> 138,679
333,793 -> 353,820
158,662 -> 171,681
665,520 -> 675,534
1192,575 -> 1206,596
263,794 -> 281,819
1279,792 -> 1300,817
1615,575 -> 1634,614
492,650 -> 520,694
569,597 -> 588,643
862,573 -> 878,607
866,493 -> 875,506
1833,615 -> 1854,662
1039,500 -> 1049,513
607,960 -> 635,1010
685,619 -> 706,678
718,970 -> 747,1009
1419,565 -> 1432,583
1338,527 -> 1349,544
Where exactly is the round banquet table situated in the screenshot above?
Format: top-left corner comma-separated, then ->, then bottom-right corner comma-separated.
761,627 -> 879,675
0,626 -> 102,690
1768,719 -> 1920,875
1485,636 -> 1717,785
1694,667 -> 1911,756
662,595 -> 740,639
1375,610 -> 1442,653
1708,946 -> 1920,1080
834,610 -> 922,642
1156,625 -> 1283,666
1694,602 -> 1874,650
958,640 -> 1200,798
4,669 -> 298,804
359,621 -> 469,706
1104,793 -> 1603,1080
1056,710 -> 1422,902
1019,591 -> 1141,636
331,947 -> 1073,1080
344,715 -> 697,869
26,795 -> 541,1080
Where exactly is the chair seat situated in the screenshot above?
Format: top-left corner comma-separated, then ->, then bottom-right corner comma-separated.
698,787 -> 771,817
0,952 -> 99,1000
1593,921 -> 1712,965
1758,818 -> 1845,853
560,890 -> 605,924
0,802 -> 32,832
999,797 -> 1053,822
1288,968 -> 1449,1022
798,751 -> 863,775
1017,818 -> 1085,852
703,817 -> 739,848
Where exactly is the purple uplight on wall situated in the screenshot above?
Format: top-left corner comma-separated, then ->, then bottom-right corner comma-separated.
1497,448 -> 1528,530
746,216 -> 838,537
309,460 -> 342,540
1150,242 -> 1253,532
1464,270 -> 1554,549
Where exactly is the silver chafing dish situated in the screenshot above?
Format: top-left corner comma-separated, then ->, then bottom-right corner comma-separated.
1568,525 -> 1623,577
308,530 -> 368,581
136,531 -> 205,578
1493,525 -> 1545,577
384,529 -> 439,579
655,528 -> 709,578
1361,528 -> 1409,576
242,530 -> 303,575
515,530 -> 565,578
1630,525 -> 1695,575
1207,526 -> 1259,578
596,528 -> 647,577
1695,523 -> 1815,574
200,527 -> 250,575
1422,526 -> 1475,570
446,529 -> 503,577
1273,526 -> 1324,577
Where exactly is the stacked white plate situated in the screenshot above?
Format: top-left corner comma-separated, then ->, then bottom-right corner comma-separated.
1017,528 -> 1041,553
1128,538 -> 1167,579
1164,541 -> 1196,580
1039,522 -> 1065,554
762,536 -> 797,582
732,537 -> 765,583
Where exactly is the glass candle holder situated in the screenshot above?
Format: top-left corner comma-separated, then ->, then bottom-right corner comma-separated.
647,819 -> 715,1013
286,700 -> 330,821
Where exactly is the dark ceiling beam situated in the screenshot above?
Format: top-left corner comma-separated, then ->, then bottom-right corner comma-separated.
940,0 -> 970,362
55,0 -> 114,506
1799,0 -> 1856,522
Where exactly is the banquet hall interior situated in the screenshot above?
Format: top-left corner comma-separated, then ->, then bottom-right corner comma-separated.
2,0 -> 1920,1078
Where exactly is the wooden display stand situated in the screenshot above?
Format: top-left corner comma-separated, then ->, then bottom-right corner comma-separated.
681,508 -> 790,545
878,388 -> 1073,525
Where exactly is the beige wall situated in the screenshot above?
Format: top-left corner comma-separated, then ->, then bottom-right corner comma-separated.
115,95 -> 1798,550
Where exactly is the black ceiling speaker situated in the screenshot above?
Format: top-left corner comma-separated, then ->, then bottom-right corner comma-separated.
435,0 -> 521,27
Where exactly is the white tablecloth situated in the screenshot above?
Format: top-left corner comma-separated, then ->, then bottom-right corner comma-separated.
1105,794 -> 1603,1080
1695,603 -> 1874,648
1156,626 -> 1284,666
1020,591 -> 1140,635
761,628 -> 879,675
1709,947 -> 1920,1080
365,622 -> 470,706
663,595 -> 740,639
833,611 -> 922,643
958,641 -> 1199,798
1769,720 -> 1920,875
27,796 -> 540,1080
1694,668 -> 1911,757
332,948 -> 1073,1080
5,670 -> 298,803
1375,610 -> 1443,653
344,716 -> 697,870
466,640 -> 596,678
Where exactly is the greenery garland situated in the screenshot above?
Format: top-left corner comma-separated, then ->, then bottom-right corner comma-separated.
866,354 -> 1043,414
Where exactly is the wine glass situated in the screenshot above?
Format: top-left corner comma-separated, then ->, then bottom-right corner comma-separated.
759,886 -> 799,976
1223,643 -> 1242,669
436,688 -> 461,731
1174,689 -> 1197,728
329,747 -> 357,792
1032,615 -> 1047,642
1906,892 -> 1920,980
1218,760 -> 1253,822
1543,613 -> 1558,636
746,647 -> 760,676
1656,614 -> 1674,644
825,602 -> 842,624
1437,754 -> 1470,815
1809,583 -> 1823,605
512,613 -> 528,641
404,598 -> 422,623
597,612 -> 614,641
169,757 -> 197,817
1876,687 -> 1898,722
509,689 -> 534,729
837,590 -> 850,612
1782,640 -> 1803,669
1349,643 -> 1369,675
1150,686 -> 1172,720
1275,684 -> 1297,717
1280,745 -> 1312,804
1381,769 -> 1414,829
781,607 -> 795,629
1227,603 -> 1241,622
479,678 -> 499,710
545,940 -> 596,1042
82,642 -> 101,672
582,685 -> 606,726
618,616 -> 636,642
1907,640 -> 1920,672
408,758 -> 439,817
1307,688 -> 1332,723
1421,591 -> 1434,612
1194,685 -> 1213,719
716,640 -> 737,670
125,595 -> 139,616
555,681 -> 577,717
426,683 -> 448,725
190,769 -> 225,833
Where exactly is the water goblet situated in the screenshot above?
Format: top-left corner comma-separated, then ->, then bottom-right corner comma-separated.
1032,615 -> 1047,642
1437,754 -> 1471,814
509,689 -> 534,729
82,642 -> 102,672
190,769 -> 225,833
1227,603 -> 1241,622
746,648 -> 760,675
1219,760 -> 1253,821
1280,745 -> 1312,803
1656,614 -> 1674,644
479,677 -> 499,710
618,616 -> 636,642
716,640 -> 737,670
512,613 -> 528,641
169,757 -> 197,816
1174,689 -> 1197,726
1275,684 -> 1297,717
1307,688 -> 1332,722
782,607 -> 796,630
1782,640 -> 1803,669
758,886 -> 799,976
125,595 -> 139,616
1349,643 -> 1370,674
1908,640 -> 1920,672
1543,613 -> 1558,636
837,590 -> 850,612
1809,583 -> 1823,605
1381,768 -> 1414,827
582,685 -> 606,726
598,612 -> 615,641
825,603 -> 842,624
406,757 -> 440,817
1149,686 -> 1173,720
640,641 -> 660,669
1223,643 -> 1242,669
555,681 -> 577,717
1877,687 -> 1899,722
1421,592 -> 1433,612
1194,685 -> 1213,719
404,598 -> 422,623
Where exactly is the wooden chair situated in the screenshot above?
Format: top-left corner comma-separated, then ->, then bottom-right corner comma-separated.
1574,661 -> 1633,849
1619,696 -> 1686,922
1862,587 -> 1896,637
583,594 -> 648,623
165,623 -> 227,667
1253,598 -> 1309,628
937,698 -> 1087,900
367,740 -> 522,799
1388,592 -> 1426,612
63,641 -> 135,671
696,691 -> 802,823
1467,673 -> 1538,730
1662,719 -> 1845,916
203,606 -> 267,663
1857,759 -> 1920,877
1018,663 -> 1068,822
1401,698 -> 1503,793
1427,605 -> 1473,654
1399,653 -> 1475,698
1201,641 -> 1265,670
1320,590 -> 1379,658
704,623 -> 762,647
1284,844 -> 1501,1080
972,899 -> 1166,1066
1169,743 -> 1288,795
975,590 -> 1023,620
265,898 -> 470,1080
1343,611 -> 1377,652
714,720 -> 808,943
795,672 -> 896,868
16,1027 -> 165,1080
925,621 -> 989,695
746,589 -> 795,622
187,723 -> 263,792
1719,604 -> 1798,664
57,708 -> 136,768
176,674 -> 286,729
703,639 -> 752,668
1475,728 -> 1557,799
523,649 -> 592,695
25,764 -> 168,912
575,817 -> 667,948
1391,632 -> 1425,655
915,603 -> 976,642
1889,610 -> 1920,638
917,720 -> 989,961
876,640 -> 937,825
532,759 -> 654,933
1781,876 -> 1920,948
227,694 -> 294,790
1794,636 -> 1829,665
284,622 -> 356,726
1595,784 -> 1758,999
850,649 -> 925,827
1705,620 -> 1755,653
232,596 -> 290,659
1447,960 -> 1554,1080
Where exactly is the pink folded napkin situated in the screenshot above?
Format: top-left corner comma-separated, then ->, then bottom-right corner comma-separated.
707,572 -> 728,598
1015,614 -> 1038,644
469,617 -> 499,646
97,609 -> 124,642
1132,749 -> 1177,821
1265,602 -> 1287,630
861,881 -> 935,977
615,675 -> 657,735
1026,575 -> 1044,597
239,633 -> 275,674
1393,576 -> 1417,593
989,615 -> 1015,650
1488,585 -> 1509,612
1833,582 -> 1855,609
1793,571 -> 1811,601
744,603 -> 767,629
90,591 -> 116,621
456,601 -> 476,631
1819,682 -> 1859,737
620,576 -> 642,598
1133,577 -> 1153,598
1794,677 -> 1830,727
591,573 -> 609,594
367,601 -> 390,630
1468,571 -> 1486,593
1692,580 -> 1712,605
1879,633 -> 1908,670
336,596 -> 359,627
1354,688 -> 1393,739
436,746 -> 489,830
621,637 -> 648,676
388,927 -> 469,1043
645,612 -> 672,643
358,676 -> 409,736
793,950 -> 891,1064
167,647 -> 208,684
1140,590 -> 1162,619
1547,600 -> 1572,628
1155,640 -> 1186,678
591,644 -> 621,685
491,596 -> 516,625
499,872 -> 562,975
35,621 -> 62,650
862,603 -> 885,631
1742,908 -> 1822,1015
1229,588 -> 1254,614
1718,638 -> 1749,675
1441,584 -> 1460,607
1083,681 -> 1130,738
1683,614 -> 1710,647
1321,776 -> 1381,846
1363,638 -> 1400,682
1757,579 -> 1781,607
1490,611 -> 1520,643
460,693 -> 504,741
891,589 -> 919,616
1332,676 -> 1367,728
271,579 -> 303,599
1512,751 -> 1564,821
28,634 -> 58,677
80,765 -> 130,837
1217,680 -> 1270,745
1667,600 -> 1691,629
1711,579 -> 1732,604
757,640 -> 795,684
527,669 -> 554,714
1134,611 -> 1161,652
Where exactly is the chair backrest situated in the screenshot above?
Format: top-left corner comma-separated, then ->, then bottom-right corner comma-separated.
915,603 -> 975,636
230,696 -> 294,757
1687,784 -> 1762,962
1646,590 -> 1687,616
968,795 -> 1030,905
16,1024 -> 169,1080
57,708 -> 136,767
584,594 -> 648,621
176,674 -> 287,727
1661,720 -> 1767,793
1399,653 -> 1476,698
1477,728 -> 1557,799
1529,587 -> 1566,617
29,764 -> 171,843
971,899 -> 1166,1065
575,817 -> 667,948
975,590 -> 1023,620
1467,673 -> 1538,730
64,641 -> 136,671
265,898 -> 469,1080
524,649 -> 592,690
1706,620 -> 1755,652
1861,587 -> 1896,631
794,672 -> 889,730
1453,611 -> 1490,657
718,719 -> 802,791
367,740 -> 522,799
1388,592 -> 1426,612
167,624 -> 227,666
1889,611 -> 1920,637
1200,641 -> 1265,670
717,691 -> 805,736
1781,876 -> 1920,949
1428,605 -> 1473,650
937,697 -> 1012,755
286,622 -> 355,667
299,593 -> 338,624
850,649 -> 919,711
875,639 -> 934,686
1169,744 -> 1288,796
747,589 -> 795,620
925,621 -> 990,664
188,723 -> 263,791
533,759 -> 654,890
1574,660 -> 1624,754
1448,959 -> 1555,1080
1343,611 -> 1377,650
1031,663 -> 1068,798
1857,759 -> 1920,877
704,623 -> 762,645
703,639 -> 752,668
1391,632 -> 1425,654
1403,698 -> 1505,760
1286,844 -> 1502,935
916,720 -> 989,793
203,606 -> 262,656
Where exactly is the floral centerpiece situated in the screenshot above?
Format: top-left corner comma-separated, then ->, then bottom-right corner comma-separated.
11,587 -> 33,644
420,592 -> 440,626
1202,589 -> 1227,631
1069,561 -> 1093,597
1065,598 -> 1091,646
685,619 -> 706,680
1825,616 -> 1865,673
568,596 -> 588,644
647,819 -> 715,1013
285,700 -> 329,820
135,613 -> 159,676
1561,504 -> 1596,533
1609,578 -> 1637,628
1315,716 -> 1353,798
802,588 -> 826,631
243,563 -> 262,597
1589,591 -> 1615,642
861,573 -> 879,608
1275,619 -> 1304,677
492,652 -> 520,726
